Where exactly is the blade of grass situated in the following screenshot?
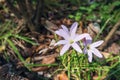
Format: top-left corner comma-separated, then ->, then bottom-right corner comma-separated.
13,34 -> 38,45
6,39 -> 34,70
0,32 -> 12,40
6,39 -> 25,63
25,63 -> 58,67
4,51 -> 10,62
94,17 -> 112,41
0,21 -> 11,35
106,65 -> 120,79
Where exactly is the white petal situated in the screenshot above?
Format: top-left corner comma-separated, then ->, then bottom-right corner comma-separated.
71,43 -> 82,53
70,22 -> 78,37
70,22 -> 78,32
88,50 -> 93,62
55,29 -> 63,36
54,40 -> 68,46
90,48 -> 103,58
74,33 -> 89,42
90,40 -> 104,48
61,25 -> 69,33
55,29 -> 70,40
60,44 -> 70,56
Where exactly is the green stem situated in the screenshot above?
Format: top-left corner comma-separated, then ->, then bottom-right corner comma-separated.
68,54 -> 71,80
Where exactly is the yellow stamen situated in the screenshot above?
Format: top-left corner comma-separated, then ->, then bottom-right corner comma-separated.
70,40 -> 74,44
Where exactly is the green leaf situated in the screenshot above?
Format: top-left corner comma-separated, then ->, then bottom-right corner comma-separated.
68,15 -> 74,19
112,1 -> 120,6
75,16 -> 81,21
0,32 -> 12,40
90,2 -> 99,9
79,6 -> 88,11
0,21 -> 11,35
76,12 -> 82,16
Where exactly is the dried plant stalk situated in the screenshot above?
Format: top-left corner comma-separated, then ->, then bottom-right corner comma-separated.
99,20 -> 120,50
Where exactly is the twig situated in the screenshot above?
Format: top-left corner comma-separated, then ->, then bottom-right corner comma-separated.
99,20 -> 120,50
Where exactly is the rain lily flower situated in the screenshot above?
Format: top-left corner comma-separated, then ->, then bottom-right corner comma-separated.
83,34 -> 104,62
55,22 -> 90,55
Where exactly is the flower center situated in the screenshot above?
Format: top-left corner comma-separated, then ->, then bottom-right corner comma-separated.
87,45 -> 90,49
69,40 -> 74,44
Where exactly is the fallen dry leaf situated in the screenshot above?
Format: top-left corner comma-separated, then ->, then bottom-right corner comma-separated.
32,56 -> 56,72
87,23 -> 100,38
106,43 -> 120,55
35,45 -> 45,52
76,21 -> 83,34
32,53 -> 58,62
0,0 -> 5,3
54,71 -> 69,80
42,56 -> 56,64
62,18 -> 73,26
101,52 -> 111,59
44,20 -> 59,33
93,75 -> 105,80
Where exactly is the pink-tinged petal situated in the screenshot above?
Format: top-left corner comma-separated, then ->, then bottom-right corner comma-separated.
83,47 -> 88,54
88,50 -> 93,62
75,34 -> 79,37
61,25 -> 69,33
71,43 -> 82,53
60,44 -> 70,56
70,22 -> 78,37
74,33 -> 89,42
55,29 -> 69,40
54,40 -> 68,46
91,48 -> 103,58
85,33 -> 92,40
90,40 -> 104,48
85,40 -> 92,44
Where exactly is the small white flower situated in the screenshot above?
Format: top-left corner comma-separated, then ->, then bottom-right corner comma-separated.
83,35 -> 104,62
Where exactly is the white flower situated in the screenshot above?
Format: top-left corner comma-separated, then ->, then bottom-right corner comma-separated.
55,22 -> 90,55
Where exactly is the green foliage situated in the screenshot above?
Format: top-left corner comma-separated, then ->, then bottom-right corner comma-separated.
68,2 -> 99,21
68,0 -> 120,42
67,0 -> 88,6
108,64 -> 120,80
68,1 -> 120,24
57,50 -> 101,79
54,49 -> 120,80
